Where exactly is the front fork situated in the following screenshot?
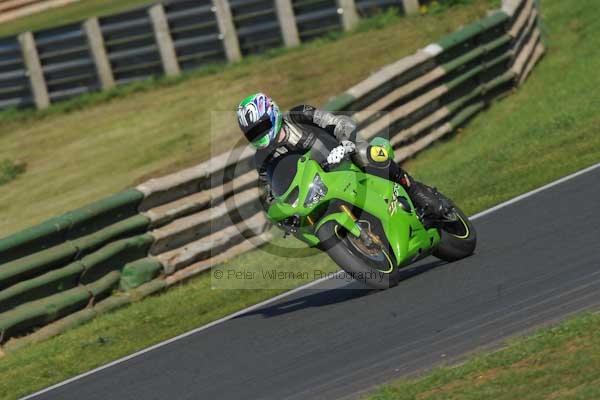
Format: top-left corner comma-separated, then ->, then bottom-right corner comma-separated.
315,204 -> 381,249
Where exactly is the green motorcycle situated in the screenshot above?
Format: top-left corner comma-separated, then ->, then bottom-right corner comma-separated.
266,137 -> 476,289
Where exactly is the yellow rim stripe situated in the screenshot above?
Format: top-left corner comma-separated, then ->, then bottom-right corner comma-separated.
450,214 -> 470,239
334,225 -> 395,274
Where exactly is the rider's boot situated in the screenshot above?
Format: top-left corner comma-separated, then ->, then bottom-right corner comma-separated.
396,173 -> 454,225
359,154 -> 453,225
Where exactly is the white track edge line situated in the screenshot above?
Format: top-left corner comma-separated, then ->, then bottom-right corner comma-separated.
470,161 -> 600,220
20,271 -> 346,400
21,161 -> 600,400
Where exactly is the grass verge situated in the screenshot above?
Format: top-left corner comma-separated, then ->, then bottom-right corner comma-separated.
0,0 -> 495,236
1,0 -> 599,398
0,0 -> 157,38
0,159 -> 26,186
366,312 -> 600,400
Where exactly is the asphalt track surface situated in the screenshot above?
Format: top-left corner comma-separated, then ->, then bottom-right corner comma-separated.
27,164 -> 600,400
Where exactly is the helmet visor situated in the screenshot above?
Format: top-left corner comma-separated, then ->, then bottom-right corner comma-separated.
245,113 -> 273,142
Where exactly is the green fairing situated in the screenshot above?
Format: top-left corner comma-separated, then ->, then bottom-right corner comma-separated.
266,138 -> 441,268
316,212 -> 362,238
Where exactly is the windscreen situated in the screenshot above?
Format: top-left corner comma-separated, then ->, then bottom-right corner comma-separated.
267,152 -> 305,197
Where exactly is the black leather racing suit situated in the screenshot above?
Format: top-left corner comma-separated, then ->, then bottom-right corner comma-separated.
254,104 -> 411,209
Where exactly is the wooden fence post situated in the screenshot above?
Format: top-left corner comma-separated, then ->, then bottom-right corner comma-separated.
149,4 -> 181,77
18,31 -> 49,110
212,0 -> 242,62
275,0 -> 300,47
402,0 -> 420,15
337,0 -> 359,31
83,17 -> 115,89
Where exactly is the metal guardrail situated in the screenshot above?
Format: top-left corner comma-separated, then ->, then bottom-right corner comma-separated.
229,0 -> 283,55
0,35 -> 31,109
0,0 -> 418,111
356,0 -> 405,17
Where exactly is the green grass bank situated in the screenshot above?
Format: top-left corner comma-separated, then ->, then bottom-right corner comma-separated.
366,312 -> 600,400
0,0 -> 156,38
0,0 -> 495,237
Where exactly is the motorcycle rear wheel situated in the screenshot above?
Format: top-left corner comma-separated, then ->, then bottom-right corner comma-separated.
432,194 -> 477,262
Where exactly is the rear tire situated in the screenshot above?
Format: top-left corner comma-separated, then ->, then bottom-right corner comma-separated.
433,195 -> 477,262
317,221 -> 400,289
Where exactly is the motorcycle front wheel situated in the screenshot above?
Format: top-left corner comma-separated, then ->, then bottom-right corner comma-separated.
317,220 -> 399,290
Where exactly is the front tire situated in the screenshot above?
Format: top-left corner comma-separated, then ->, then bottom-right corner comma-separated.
317,221 -> 400,289
433,195 -> 477,262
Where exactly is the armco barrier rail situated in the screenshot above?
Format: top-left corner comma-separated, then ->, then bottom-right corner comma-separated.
0,0 -> 543,353
0,0 -> 418,111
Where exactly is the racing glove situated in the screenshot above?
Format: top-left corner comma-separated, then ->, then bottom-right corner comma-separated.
327,140 -> 356,165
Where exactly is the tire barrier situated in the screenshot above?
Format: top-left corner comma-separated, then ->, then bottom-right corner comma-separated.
324,0 -> 544,164
0,189 -> 144,264
0,0 -> 543,353
0,146 -> 271,349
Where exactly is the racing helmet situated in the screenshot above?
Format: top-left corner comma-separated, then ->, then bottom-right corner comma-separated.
237,92 -> 282,149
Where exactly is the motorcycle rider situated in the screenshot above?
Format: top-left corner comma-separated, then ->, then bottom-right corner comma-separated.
237,92 -> 451,225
